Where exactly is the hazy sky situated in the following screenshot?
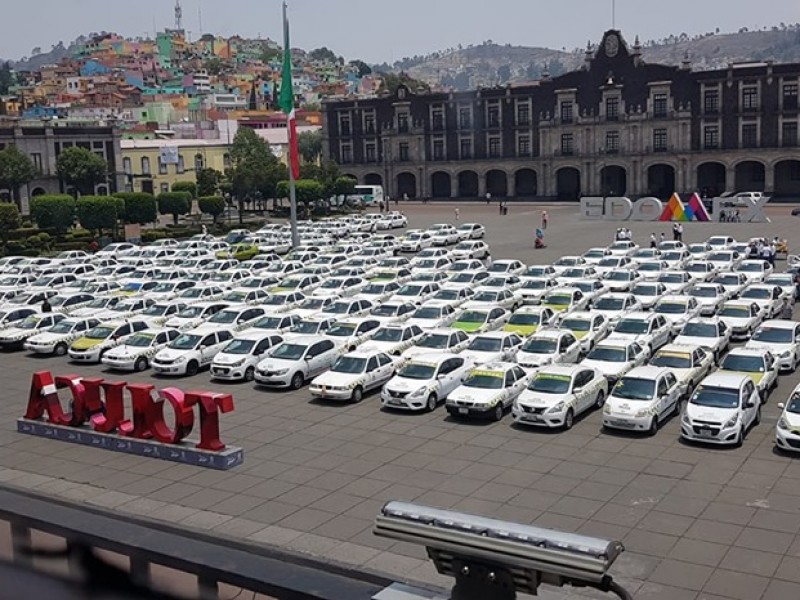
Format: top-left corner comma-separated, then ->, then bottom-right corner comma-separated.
2,0 -> 798,63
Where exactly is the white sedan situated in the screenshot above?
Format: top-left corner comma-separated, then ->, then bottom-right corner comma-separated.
101,328 -> 182,372
450,240 -> 491,260
460,332 -> 524,365
210,332 -> 284,382
580,340 -> 650,385
653,296 -> 702,333
310,350 -> 399,402
674,318 -> 732,360
515,329 -> 582,369
359,324 -> 425,356
446,362 -> 533,421
717,301 -> 766,340
405,303 -> 461,330
381,352 -> 475,412
608,312 -> 672,352
648,343 -> 715,399
739,285 -> 785,319
590,293 -> 642,325
775,386 -> 800,453
688,284 -> 729,316
746,320 -> 800,372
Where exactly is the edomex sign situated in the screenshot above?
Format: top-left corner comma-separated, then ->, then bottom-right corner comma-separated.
17,371 -> 243,470
580,193 -> 770,223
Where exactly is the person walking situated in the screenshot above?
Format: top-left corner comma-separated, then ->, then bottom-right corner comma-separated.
761,243 -> 772,267
780,298 -> 794,320
677,223 -> 684,242
650,233 -> 657,248
541,211 -> 549,230
485,192 -> 492,205
660,232 -> 666,245
454,207 -> 460,221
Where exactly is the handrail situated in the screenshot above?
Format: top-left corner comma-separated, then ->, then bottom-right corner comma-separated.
0,484 -> 393,600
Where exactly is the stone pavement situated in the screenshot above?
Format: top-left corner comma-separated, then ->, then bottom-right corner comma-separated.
1,203 -> 800,599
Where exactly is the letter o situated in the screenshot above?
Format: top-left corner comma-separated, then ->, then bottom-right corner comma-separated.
631,197 -> 663,221
150,388 -> 194,444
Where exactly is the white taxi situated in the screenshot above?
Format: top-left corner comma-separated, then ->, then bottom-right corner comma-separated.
590,293 -> 642,325
674,318 -> 731,360
310,350 -> 398,402
580,340 -> 650,385
603,366 -> 683,435
542,287 -> 589,314
68,320 -> 150,363
101,328 -> 182,372
460,332 -> 524,365
513,365 -> 608,430
648,344 -> 715,399
717,301 -> 765,340
323,318 -> 381,351
381,353 -> 475,412
518,278 -> 559,305
254,337 -> 342,389
405,303 -> 461,330
210,332 -> 284,382
608,312 -> 672,352
446,363 -> 532,421
746,320 -> 800,372
515,329 -> 581,369
653,295 -> 701,333
687,283 -> 729,316
630,281 -> 668,310
739,285 -> 785,319
718,347 -> 778,402
557,311 -> 610,353
402,328 -> 471,359
776,386 -> 800,453
24,317 -> 101,356
151,326 -> 235,376
359,324 -> 425,356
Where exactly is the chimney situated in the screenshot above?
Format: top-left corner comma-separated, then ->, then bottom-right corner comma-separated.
584,41 -> 593,70
632,35 -> 642,67
681,50 -> 692,71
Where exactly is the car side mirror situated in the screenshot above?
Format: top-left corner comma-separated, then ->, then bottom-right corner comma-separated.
746,400 -> 756,408
777,403 -> 786,410
200,345 -> 207,350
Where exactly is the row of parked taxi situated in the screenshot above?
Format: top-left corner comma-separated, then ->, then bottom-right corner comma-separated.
0,222 -> 797,451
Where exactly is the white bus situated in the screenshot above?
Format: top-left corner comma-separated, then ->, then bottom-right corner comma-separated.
351,185 -> 385,206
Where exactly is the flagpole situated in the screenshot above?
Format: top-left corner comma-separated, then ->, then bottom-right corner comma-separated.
283,1 -> 300,249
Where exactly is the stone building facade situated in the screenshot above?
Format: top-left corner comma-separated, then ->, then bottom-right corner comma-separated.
322,30 -> 800,201
0,122 -> 124,213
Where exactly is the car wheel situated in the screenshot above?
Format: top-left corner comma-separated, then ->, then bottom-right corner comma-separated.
754,405 -> 762,426
134,357 -> 148,372
594,390 -> 606,410
290,371 -> 304,390
425,393 -> 438,413
54,343 -> 67,356
186,360 -> 199,376
647,416 -> 658,436
734,426 -> 744,448
351,386 -> 363,403
673,397 -> 683,417
563,408 -> 575,431
492,404 -> 504,422
244,366 -> 255,382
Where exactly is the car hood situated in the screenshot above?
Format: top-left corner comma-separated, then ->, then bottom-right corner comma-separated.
606,396 -> 654,414
71,337 -> 106,351
312,371 -> 361,387
516,351 -> 555,367
452,321 -> 485,333
155,349 -> 191,362
782,411 -> 800,432
256,357 -> 300,371
213,352 -> 252,365
105,345 -> 148,359
385,376 -> 430,393
718,316 -> 751,327
460,350 -> 502,364
0,327 -> 34,340
685,403 -> 737,422
517,390 -> 571,408
746,340 -> 792,354
580,359 -> 628,377
449,386 -> 502,405
504,324 -> 538,336
674,335 -> 719,348
721,369 -> 766,384
26,332 -> 67,344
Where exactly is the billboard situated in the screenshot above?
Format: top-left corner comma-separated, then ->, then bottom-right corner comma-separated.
159,146 -> 179,165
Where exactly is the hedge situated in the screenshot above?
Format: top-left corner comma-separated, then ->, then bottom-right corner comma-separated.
157,191 -> 192,226
114,192 -> 157,224
171,181 -> 197,198
76,196 -> 121,235
29,195 -> 76,234
198,196 -> 226,223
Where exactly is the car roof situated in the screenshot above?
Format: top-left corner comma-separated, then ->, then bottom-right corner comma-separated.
531,328 -> 572,339
406,352 -> 460,364
619,311 -> 656,320
235,330 -> 281,342
758,319 -> 797,330
726,347 -> 770,357
659,295 -> 690,302
472,361 -> 517,372
700,372 -> 749,388
624,366 -> 672,379
656,343 -> 703,354
535,364 -> 584,377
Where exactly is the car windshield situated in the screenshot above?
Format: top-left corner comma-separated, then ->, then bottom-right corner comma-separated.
587,346 -> 626,362
301,298 -> 327,309
639,263 -> 662,271
719,306 -> 750,318
523,280 -> 546,290
598,258 -> 620,267
509,313 -> 541,326
633,285 -> 658,296
555,258 -> 578,266
766,276 -> 791,285
463,372 -> 504,389
662,252 -> 683,261
681,323 -> 717,337
253,316 -> 283,330
656,302 -> 687,314
722,354 -> 765,372
277,279 -> 301,289
650,353 -> 692,369
271,343 -> 307,360
434,290 -> 460,301
152,283 -> 175,293
739,263 -> 763,272
584,250 -> 605,258
659,274 -> 684,283
690,287 -> 717,298
413,307 -> 442,319
332,356 -> 368,374
528,375 -> 571,394
209,311 -> 240,324
372,272 -> 397,280
561,318 -> 592,332
372,328 -> 403,342
752,328 -> 793,343
397,285 -> 423,296
291,321 -> 322,335
709,253 -> 732,262
49,321 -> 76,334
715,276 -> 740,286
264,296 -> 289,306
143,304 -> 170,317
224,292 -> 248,302
468,337 -> 502,352
327,323 -> 358,337
615,319 -> 649,334
741,289 -> 770,300
562,268 -> 586,278
399,362 -> 436,380
545,294 -> 572,306
320,279 -> 344,289
522,338 -> 556,354
786,395 -> 800,414
458,311 -> 487,323
525,268 -> 548,276
48,297 -> 71,307
473,292 -> 498,302
372,305 -> 400,316
19,317 -> 43,330
177,306 -> 204,318
595,297 -> 625,310
169,334 -> 201,350
606,272 -> 632,281
417,334 -> 449,349
125,334 -> 155,348
451,273 -> 477,283
691,387 -> 740,409
613,377 -> 655,401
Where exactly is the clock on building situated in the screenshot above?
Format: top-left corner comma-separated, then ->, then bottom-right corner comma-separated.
605,34 -> 620,58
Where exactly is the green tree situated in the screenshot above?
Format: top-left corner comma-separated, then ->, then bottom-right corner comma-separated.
0,145 -> 37,203
196,168 -> 222,197
297,130 -> 322,164
276,179 -> 323,213
333,176 -> 355,205
349,59 -> 372,77
229,127 -> 280,222
171,181 -> 197,198
76,196 -> 120,236
55,147 -> 107,196
204,57 -> 223,75
114,192 -> 157,224
309,47 -> 337,63
29,194 -> 76,234
378,72 -> 430,95
0,202 -> 21,251
198,196 -> 226,224
157,192 -> 191,226
0,62 -> 12,95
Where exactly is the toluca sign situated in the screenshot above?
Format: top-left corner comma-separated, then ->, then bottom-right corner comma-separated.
580,193 -> 770,223
18,371 -> 243,470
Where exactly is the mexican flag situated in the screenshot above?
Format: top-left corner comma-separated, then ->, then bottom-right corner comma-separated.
279,2 -> 300,180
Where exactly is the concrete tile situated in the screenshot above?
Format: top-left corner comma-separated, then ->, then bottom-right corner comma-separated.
650,559 -> 713,591
668,538 -> 729,567
701,569 -> 769,600
720,547 -> 781,577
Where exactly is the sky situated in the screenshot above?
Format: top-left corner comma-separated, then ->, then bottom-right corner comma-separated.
1,0 -> 798,64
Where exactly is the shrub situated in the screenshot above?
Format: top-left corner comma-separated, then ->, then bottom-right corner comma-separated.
172,181 -> 198,198
0,202 -> 21,249
76,196 -> 121,236
30,194 -> 76,234
157,191 -> 191,226
198,196 -> 226,223
114,192 -> 157,225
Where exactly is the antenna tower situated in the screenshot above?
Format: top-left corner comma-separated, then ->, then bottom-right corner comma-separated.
175,0 -> 184,31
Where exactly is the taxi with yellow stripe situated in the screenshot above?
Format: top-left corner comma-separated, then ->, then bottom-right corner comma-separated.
503,306 -> 556,337
556,311 -> 610,353
719,347 -> 778,402
648,343 -> 715,399
776,384 -> 800,453
446,362 -> 533,421
541,287 -> 589,314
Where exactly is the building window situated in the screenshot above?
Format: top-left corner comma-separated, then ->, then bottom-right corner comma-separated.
30,153 -> 43,173
653,128 -> 667,152
141,156 -> 150,175
517,102 -> 530,126
340,143 -> 352,163
784,83 -> 799,111
160,182 -> 169,193
606,97 -> 620,121
459,138 -> 472,159
741,123 -> 758,148
560,133 -> 574,156
397,113 -> 409,134
159,158 -> 168,174
365,142 -> 377,162
742,86 -> 759,111
398,142 -> 409,161
432,138 -> 444,160
782,122 -> 798,147
339,113 -> 351,136
122,157 -> 132,175
487,104 -> 500,128
704,125 -> 719,149
560,101 -> 574,124
652,94 -> 668,118
517,135 -> 531,157
177,155 -> 185,174
363,112 -> 376,134
431,106 -> 444,131
223,153 -> 231,169
458,106 -> 472,129
194,153 -> 204,171
605,131 -> 620,153
488,136 -> 501,158
704,89 -> 719,114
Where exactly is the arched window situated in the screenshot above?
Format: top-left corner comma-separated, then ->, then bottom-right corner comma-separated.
223,153 -> 232,169
194,153 -> 204,171
122,157 -> 132,175
177,155 -> 185,174
141,156 -> 150,175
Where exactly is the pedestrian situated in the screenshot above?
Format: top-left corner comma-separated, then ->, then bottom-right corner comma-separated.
454,207 -> 460,221
650,233 -> 657,248
541,211 -> 549,230
677,223 -> 684,242
660,232 -> 666,245
768,242 -> 777,267
486,192 -> 492,205
202,224 -> 208,236
672,223 -> 679,241
498,201 -> 503,215
41,298 -> 52,313
780,298 -> 794,320
403,193 -> 408,202
90,240 -> 99,253
760,243 -> 772,266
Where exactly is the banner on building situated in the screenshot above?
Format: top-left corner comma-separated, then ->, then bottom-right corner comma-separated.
159,146 -> 179,165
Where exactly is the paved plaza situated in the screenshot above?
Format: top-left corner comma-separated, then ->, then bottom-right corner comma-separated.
1,202 -> 800,600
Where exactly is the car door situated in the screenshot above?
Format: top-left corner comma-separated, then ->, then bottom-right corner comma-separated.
375,353 -> 395,385
662,372 -> 680,415
199,334 -> 218,364
741,380 -> 758,426
440,358 -> 465,396
502,370 -> 517,408
561,333 -> 580,363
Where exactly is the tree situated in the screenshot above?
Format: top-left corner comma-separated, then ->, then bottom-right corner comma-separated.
309,47 -> 337,63
76,196 -> 120,236
349,59 -> 372,77
204,57 -> 223,75
0,145 -> 36,203
228,127 -> 280,222
0,202 -> 21,251
277,179 -> 323,214
378,72 -> 430,95
333,176 -> 355,206
297,130 -> 322,164
0,62 -> 13,95
157,192 -> 191,226
196,168 -> 222,197
171,181 -> 197,198
56,147 -> 107,196
114,192 -> 157,224
29,194 -> 76,234
198,196 -> 226,224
